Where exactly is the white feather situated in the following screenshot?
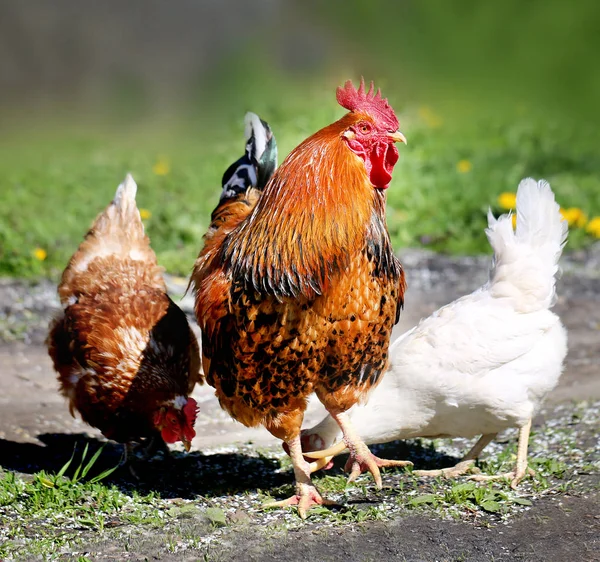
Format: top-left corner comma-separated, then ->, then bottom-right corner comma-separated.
244,112 -> 267,160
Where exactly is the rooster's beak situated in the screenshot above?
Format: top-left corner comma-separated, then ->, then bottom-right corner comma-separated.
182,437 -> 192,452
388,130 -> 407,144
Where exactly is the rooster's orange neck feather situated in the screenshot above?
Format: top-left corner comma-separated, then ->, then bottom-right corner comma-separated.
223,114 -> 387,299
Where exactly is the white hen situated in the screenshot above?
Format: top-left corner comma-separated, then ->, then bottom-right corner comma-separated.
303,178 -> 568,488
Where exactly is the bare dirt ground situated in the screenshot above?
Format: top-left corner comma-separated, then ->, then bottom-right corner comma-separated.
1,247 -> 599,561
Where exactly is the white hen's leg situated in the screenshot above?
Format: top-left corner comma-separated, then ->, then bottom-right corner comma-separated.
331,411 -> 412,488
414,433 -> 497,478
469,419 -> 535,488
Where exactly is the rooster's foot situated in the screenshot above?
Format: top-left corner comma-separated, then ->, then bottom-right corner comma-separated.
263,483 -> 335,519
344,444 -> 413,488
345,453 -> 413,485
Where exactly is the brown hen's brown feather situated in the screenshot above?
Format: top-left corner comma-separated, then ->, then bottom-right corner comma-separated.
193,111 -> 405,443
47,176 -> 201,444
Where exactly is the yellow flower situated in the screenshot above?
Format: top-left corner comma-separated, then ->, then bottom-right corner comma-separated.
498,192 -> 517,210
511,214 -> 517,229
152,157 -> 170,176
139,208 -> 152,220
585,216 -> 600,237
418,105 -> 443,128
33,248 -> 47,261
560,207 -> 587,228
456,159 -> 472,174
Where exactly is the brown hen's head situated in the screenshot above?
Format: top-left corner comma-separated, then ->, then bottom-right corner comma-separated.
336,78 -> 406,189
153,397 -> 198,451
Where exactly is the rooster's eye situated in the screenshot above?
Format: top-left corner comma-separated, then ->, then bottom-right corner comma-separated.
359,123 -> 371,134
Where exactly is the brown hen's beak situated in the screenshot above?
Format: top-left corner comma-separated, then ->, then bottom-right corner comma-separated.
182,437 -> 192,452
388,130 -> 407,144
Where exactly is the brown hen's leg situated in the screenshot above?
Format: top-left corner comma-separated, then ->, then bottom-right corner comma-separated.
331,411 -> 412,488
263,435 -> 335,519
469,419 -> 535,489
121,442 -> 140,480
413,433 -> 497,479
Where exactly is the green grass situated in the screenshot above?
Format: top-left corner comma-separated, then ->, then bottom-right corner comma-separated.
0,453 -> 164,559
1,88 -> 600,279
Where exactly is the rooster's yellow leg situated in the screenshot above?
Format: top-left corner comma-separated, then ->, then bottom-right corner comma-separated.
413,433 -> 497,478
469,419 -> 535,489
331,411 -> 412,488
263,435 -> 335,518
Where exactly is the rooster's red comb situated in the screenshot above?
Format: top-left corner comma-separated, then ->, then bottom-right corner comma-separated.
336,78 -> 399,130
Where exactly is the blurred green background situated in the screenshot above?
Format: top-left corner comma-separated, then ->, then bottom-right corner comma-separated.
1,0 -> 599,278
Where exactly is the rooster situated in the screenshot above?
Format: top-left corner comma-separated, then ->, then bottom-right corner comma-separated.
192,80 -> 407,517
302,179 -> 568,489
47,174 -> 201,458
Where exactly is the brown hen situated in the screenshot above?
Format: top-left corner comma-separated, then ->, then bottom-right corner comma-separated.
192,81 -> 407,516
47,175 -> 201,458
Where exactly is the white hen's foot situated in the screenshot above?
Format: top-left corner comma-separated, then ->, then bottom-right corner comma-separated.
414,459 -> 480,479
469,420 -> 534,489
414,433 -> 497,479
469,466 -> 535,489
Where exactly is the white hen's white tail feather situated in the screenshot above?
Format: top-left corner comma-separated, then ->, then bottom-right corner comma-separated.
486,178 -> 568,312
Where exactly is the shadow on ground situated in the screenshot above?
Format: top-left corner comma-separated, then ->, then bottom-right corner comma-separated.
0,433 -> 462,499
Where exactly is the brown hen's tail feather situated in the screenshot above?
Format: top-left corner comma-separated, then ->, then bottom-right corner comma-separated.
74,173 -> 153,263
90,173 -> 148,249
58,174 -> 163,305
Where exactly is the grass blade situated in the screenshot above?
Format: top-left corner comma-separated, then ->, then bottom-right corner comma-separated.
89,463 -> 120,484
72,442 -> 89,483
81,444 -> 106,479
56,446 -> 77,480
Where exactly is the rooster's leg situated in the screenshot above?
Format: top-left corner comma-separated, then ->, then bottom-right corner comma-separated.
263,435 -> 335,519
469,419 -> 535,488
331,411 -> 412,488
413,433 -> 497,479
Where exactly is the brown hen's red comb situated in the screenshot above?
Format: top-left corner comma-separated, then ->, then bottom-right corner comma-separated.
336,77 -> 399,130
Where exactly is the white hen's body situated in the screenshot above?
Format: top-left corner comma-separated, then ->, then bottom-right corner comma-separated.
306,179 -> 568,450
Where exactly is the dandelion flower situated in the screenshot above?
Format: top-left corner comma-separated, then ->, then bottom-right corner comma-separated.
418,106 -> 443,128
560,207 -> 587,228
140,208 -> 152,220
498,192 -> 517,210
33,248 -> 47,261
456,160 -> 472,174
585,216 -> 600,237
152,157 -> 170,176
